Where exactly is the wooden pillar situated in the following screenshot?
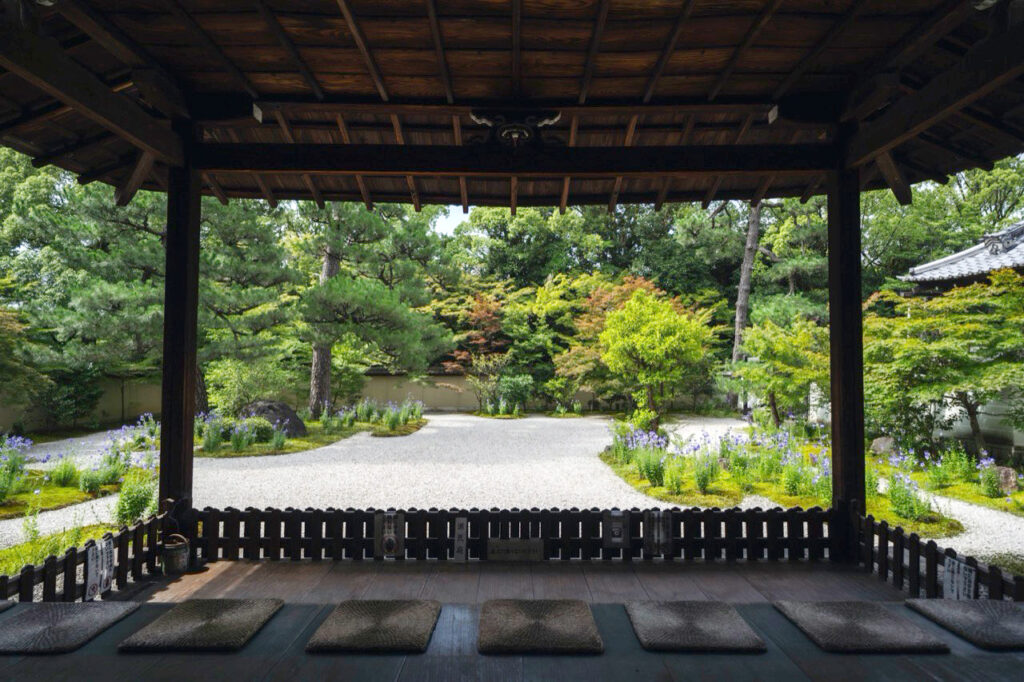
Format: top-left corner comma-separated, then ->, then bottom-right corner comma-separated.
159,120 -> 200,516
828,160 -> 864,562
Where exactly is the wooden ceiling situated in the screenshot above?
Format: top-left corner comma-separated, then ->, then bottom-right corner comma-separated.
1,0 -> 1024,211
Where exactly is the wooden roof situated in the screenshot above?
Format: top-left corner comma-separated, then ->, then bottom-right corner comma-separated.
2,0 -> 1024,210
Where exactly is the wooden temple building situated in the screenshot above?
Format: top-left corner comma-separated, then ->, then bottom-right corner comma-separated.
2,1 -> 1024,678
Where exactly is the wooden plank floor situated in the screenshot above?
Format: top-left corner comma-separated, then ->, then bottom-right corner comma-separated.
4,562 -> 1023,681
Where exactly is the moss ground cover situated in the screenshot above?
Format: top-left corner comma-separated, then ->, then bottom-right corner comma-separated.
0,472 -> 117,520
0,524 -> 118,576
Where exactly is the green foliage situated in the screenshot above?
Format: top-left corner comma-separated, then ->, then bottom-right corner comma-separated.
114,468 -> 156,526
497,374 -> 534,407
206,357 -> 291,416
979,465 -> 1002,498
635,449 -> 666,487
601,289 -> 715,425
78,469 -> 104,495
50,456 -> 79,488
693,454 -> 720,494
30,367 -> 104,430
888,474 -> 931,521
270,426 -> 288,450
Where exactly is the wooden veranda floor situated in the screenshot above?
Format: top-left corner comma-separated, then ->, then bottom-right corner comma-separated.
5,561 -> 1024,681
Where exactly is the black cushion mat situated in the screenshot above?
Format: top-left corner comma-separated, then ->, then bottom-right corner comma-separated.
0,602 -> 12,614
305,600 -> 441,653
0,602 -> 139,654
626,601 -> 766,652
478,599 -> 603,655
906,598 -> 1024,651
118,598 -> 283,652
774,601 -> 949,654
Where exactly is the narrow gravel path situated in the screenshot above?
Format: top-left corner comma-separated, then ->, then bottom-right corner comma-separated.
25,430 -> 115,468
664,415 -> 748,446
920,490 -> 1024,558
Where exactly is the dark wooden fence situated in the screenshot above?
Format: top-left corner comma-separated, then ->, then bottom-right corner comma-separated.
855,511 -> 1024,601
186,506 -> 833,563
1,514 -> 164,603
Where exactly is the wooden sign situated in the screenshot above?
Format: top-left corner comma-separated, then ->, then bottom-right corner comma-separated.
99,538 -> 114,593
453,517 -> 468,562
943,555 -> 977,600
374,512 -> 405,559
84,544 -> 100,601
487,538 -> 544,562
602,510 -> 629,549
643,511 -> 672,556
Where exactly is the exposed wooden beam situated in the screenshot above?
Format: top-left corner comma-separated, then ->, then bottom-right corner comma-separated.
643,0 -> 697,103
336,113 -> 372,210
896,155 -> 950,185
800,174 -> 824,203
202,171 -> 229,205
424,0 -> 454,104
452,114 -> 468,212
223,127 -> 277,207
607,114 -> 640,212
655,115 -> 696,211
335,0 -> 388,101
847,20 -> 1024,167
511,0 -> 522,97
773,0 -> 870,101
0,76 -> 132,136
898,78 -> 1024,147
560,114 -> 578,214
252,98 -> 773,121
916,131 -> 994,171
254,0 -> 324,101
702,113 -> 756,207
163,0 -> 258,100
874,151 -> 912,205
578,0 -> 611,105
510,176 -> 518,216
751,175 -> 773,207
864,0 -> 974,77
77,153 -> 136,185
842,72 -> 901,122
195,142 -> 837,177
32,130 -> 113,167
708,0 -> 785,101
0,23 -> 182,165
390,114 -> 421,210
274,111 -> 324,208
114,151 -> 155,205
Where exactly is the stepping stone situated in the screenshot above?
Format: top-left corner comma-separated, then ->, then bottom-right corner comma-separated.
774,601 -> 948,654
306,600 -> 441,653
118,599 -> 282,652
907,599 -> 1024,650
0,602 -> 139,654
477,599 -> 603,655
626,601 -> 766,652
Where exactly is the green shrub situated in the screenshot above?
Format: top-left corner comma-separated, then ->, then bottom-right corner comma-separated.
355,398 -> 376,423
979,463 -> 1002,498
693,454 -> 719,494
888,473 -> 931,520
782,461 -> 808,496
941,442 -> 976,482
242,417 -> 274,443
79,469 -> 104,494
636,448 -> 666,487
664,458 -> 687,494
628,407 -> 658,432
0,443 -> 28,503
270,427 -> 287,450
202,419 -> 223,452
206,357 -> 291,416
497,374 -> 534,407
866,466 -> 880,498
50,456 -> 79,487
229,423 -> 254,452
385,408 -> 402,430
572,400 -> 582,415
114,469 -> 156,526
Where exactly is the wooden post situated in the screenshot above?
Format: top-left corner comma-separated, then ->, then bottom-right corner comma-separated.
159,120 -> 200,518
828,149 -> 864,563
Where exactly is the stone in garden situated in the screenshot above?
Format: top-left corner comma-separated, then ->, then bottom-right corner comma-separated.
995,466 -> 1018,494
242,400 -> 307,437
870,436 -> 895,455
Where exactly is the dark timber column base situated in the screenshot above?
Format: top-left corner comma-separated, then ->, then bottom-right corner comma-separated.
159,120 -> 200,525
828,162 -> 865,563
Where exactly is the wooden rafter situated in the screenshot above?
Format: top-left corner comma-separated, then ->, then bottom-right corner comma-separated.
751,130 -> 801,207
274,111 -> 325,208
225,127 -> 276,207
874,151 -> 912,205
861,0 -> 974,78
772,0 -> 870,101
847,19 -> 1024,167
708,0 -> 785,101
897,78 -> 1024,148
425,0 -> 454,104
452,114 -> 468,212
510,176 -> 518,216
559,115 -> 579,214
511,0 -> 522,96
334,0 -> 388,101
607,114 -> 640,212
114,150 -> 154,205
0,22 -> 182,165
800,175 -> 824,203
31,130 -> 112,167
202,171 -> 229,206
390,114 -> 421,211
194,142 -> 836,177
336,113 -> 372,210
655,115 -> 695,211
163,0 -> 258,100
702,113 -> 756,208
254,0 -> 324,101
917,131 -> 994,171
643,0 -> 696,104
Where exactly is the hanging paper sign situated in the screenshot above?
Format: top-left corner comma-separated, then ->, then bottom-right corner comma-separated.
943,555 -> 977,600
602,510 -> 629,549
643,511 -> 673,556
453,517 -> 468,562
99,538 -> 115,593
84,544 -> 101,601
487,538 -> 544,561
374,512 -> 405,559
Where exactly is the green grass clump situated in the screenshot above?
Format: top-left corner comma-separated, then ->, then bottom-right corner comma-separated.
0,524 -> 117,576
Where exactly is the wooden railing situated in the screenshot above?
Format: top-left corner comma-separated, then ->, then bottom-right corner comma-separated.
1,514 -> 164,603
186,506 -> 834,562
855,511 -> 1024,601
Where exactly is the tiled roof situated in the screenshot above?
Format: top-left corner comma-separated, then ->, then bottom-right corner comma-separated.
902,221 -> 1024,283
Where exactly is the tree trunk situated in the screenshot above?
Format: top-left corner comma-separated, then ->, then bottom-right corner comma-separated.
729,203 -> 761,408
194,364 -> 209,415
308,247 -> 341,419
768,391 -> 782,428
958,392 -> 987,455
